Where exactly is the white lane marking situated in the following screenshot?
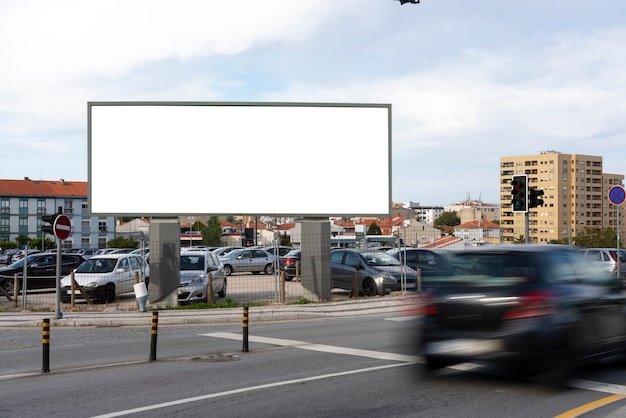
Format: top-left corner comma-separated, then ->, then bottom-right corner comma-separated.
386,316 -> 419,322
568,379 -> 626,395
92,362 -> 413,418
201,331 -> 420,363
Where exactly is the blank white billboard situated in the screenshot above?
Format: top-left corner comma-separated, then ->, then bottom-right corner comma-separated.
88,102 -> 391,217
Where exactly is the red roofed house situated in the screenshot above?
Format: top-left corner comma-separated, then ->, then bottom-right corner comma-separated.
454,219 -> 501,245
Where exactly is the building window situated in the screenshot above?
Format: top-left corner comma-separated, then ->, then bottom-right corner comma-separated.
0,199 -> 9,214
98,221 -> 107,232
37,200 -> 46,215
81,237 -> 90,246
0,217 -> 9,233
82,219 -> 90,228
64,200 -> 74,214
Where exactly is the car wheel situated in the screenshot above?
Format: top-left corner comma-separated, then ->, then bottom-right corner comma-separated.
217,279 -> 227,298
362,278 -> 377,297
1,279 -> 14,296
264,264 -> 274,275
223,265 -> 233,276
285,276 -> 294,282
98,284 -> 116,303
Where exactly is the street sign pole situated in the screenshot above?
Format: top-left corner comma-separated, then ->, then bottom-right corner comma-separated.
608,185 -> 625,280
55,237 -> 62,319
52,211 -> 71,320
525,212 -> 529,244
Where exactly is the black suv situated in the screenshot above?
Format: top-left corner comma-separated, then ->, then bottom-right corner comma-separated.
0,253 -> 85,295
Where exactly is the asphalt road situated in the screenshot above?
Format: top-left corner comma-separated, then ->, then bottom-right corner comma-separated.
4,311 -> 626,417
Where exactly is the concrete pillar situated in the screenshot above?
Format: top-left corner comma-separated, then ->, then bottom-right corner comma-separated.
149,218 -> 180,306
300,218 -> 331,301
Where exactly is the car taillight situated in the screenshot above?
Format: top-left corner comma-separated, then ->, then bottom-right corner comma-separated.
502,290 -> 556,320
284,259 -> 295,266
609,251 -> 618,262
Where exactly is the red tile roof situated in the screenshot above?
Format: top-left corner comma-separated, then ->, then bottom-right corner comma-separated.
0,179 -> 86,197
421,235 -> 463,248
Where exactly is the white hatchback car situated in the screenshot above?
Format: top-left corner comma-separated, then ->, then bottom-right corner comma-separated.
60,254 -> 149,303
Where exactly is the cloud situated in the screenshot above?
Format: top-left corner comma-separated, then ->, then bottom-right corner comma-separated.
0,0 -> 625,205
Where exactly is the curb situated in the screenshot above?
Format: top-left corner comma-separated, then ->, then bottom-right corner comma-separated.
0,294 -> 422,328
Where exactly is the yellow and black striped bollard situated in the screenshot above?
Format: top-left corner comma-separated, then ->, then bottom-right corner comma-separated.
42,318 -> 50,373
149,311 -> 158,361
242,306 -> 249,352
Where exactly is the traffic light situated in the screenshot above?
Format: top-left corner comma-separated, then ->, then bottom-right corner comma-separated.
529,188 -> 544,208
41,213 -> 59,235
511,175 -> 528,212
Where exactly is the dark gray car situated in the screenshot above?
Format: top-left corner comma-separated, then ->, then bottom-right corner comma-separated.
330,248 -> 418,296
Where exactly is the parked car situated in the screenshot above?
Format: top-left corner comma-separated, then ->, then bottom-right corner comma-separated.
60,254 -> 149,303
178,250 -> 227,303
76,248 -> 98,259
0,253 -> 86,295
107,248 -> 135,254
330,248 -> 418,296
255,245 -> 293,257
280,249 -> 301,281
213,246 -> 244,258
0,249 -> 21,265
418,245 -> 625,382
11,249 -> 41,263
386,248 -> 451,288
220,248 -> 275,276
581,248 -> 626,280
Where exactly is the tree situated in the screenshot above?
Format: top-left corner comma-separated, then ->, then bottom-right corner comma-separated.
202,216 -> 223,246
16,235 -> 30,248
574,227 -> 621,248
29,237 -> 56,251
107,237 -> 139,249
434,211 -> 461,228
280,232 -> 291,246
367,222 -> 382,235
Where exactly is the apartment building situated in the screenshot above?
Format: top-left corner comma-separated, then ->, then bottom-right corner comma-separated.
500,151 -> 625,244
0,178 -> 116,249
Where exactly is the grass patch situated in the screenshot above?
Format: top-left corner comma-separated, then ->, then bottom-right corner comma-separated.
175,298 -> 266,310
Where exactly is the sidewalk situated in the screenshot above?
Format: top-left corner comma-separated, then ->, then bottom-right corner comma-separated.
0,294 -> 422,328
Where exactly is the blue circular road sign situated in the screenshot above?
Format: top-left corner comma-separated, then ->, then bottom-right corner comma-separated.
608,185 -> 626,206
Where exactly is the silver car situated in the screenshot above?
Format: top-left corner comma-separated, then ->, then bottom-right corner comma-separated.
581,248 -> 626,279
220,248 -> 275,276
179,250 -> 227,303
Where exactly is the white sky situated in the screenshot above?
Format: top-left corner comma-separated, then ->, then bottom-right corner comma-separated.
1,0 -> 625,207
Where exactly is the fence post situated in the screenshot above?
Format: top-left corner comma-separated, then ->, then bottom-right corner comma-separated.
296,260 -> 301,282
242,306 -> 249,352
134,272 -> 139,310
417,268 -> 422,294
207,272 -> 215,304
42,318 -> 50,373
280,271 -> 285,303
13,273 -> 19,308
350,272 -> 358,298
